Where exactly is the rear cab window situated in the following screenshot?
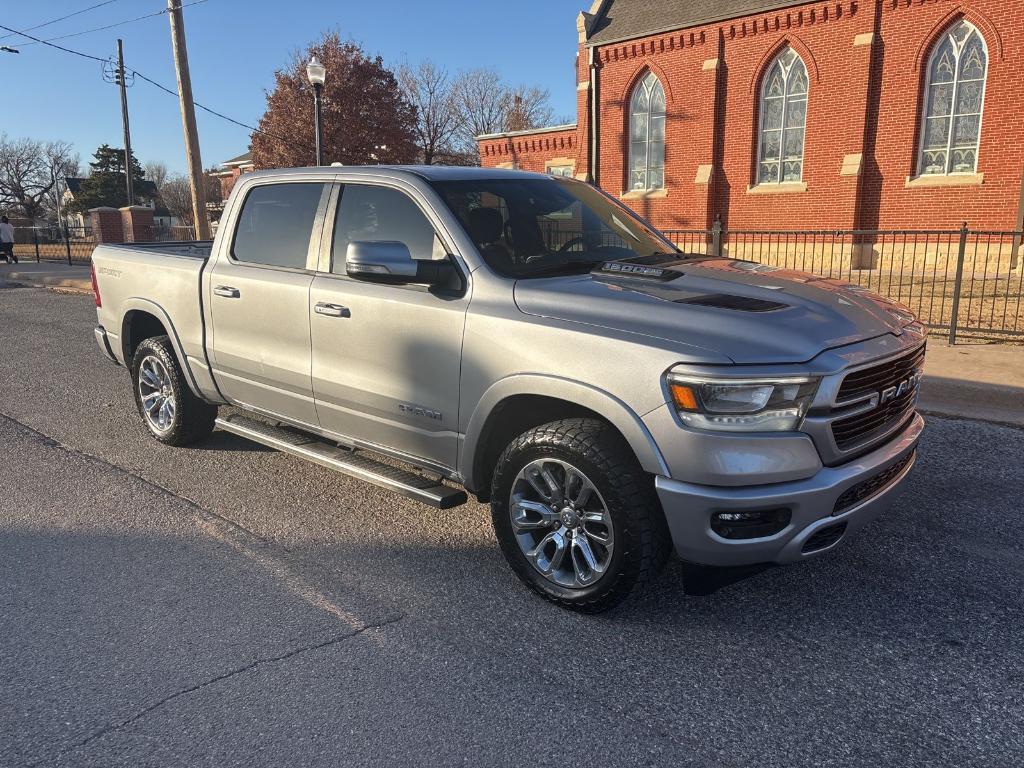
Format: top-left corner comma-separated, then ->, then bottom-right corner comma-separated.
232,182 -> 327,269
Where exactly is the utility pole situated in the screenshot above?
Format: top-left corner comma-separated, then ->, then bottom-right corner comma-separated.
116,39 -> 135,206
166,0 -> 210,240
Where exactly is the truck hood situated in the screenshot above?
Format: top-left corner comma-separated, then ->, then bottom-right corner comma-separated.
513,257 -> 917,364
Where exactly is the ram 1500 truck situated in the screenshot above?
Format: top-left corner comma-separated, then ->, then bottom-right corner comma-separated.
92,166 -> 926,612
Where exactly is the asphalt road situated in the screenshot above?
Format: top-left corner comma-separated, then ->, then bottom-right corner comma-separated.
1,286 -> 1021,767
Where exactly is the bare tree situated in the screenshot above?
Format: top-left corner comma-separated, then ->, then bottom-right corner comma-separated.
450,70 -> 557,161
144,161 -> 169,192
0,134 -> 78,222
451,68 -> 508,154
504,85 -> 556,133
399,60 -> 464,165
160,172 -> 222,225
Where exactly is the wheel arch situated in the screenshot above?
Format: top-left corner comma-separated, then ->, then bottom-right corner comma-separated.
120,299 -> 204,400
462,375 -> 669,500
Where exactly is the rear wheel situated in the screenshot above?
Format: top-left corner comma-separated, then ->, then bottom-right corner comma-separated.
131,335 -> 216,446
490,418 -> 670,613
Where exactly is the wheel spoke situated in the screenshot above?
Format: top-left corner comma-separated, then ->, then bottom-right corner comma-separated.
571,473 -> 593,508
142,392 -> 161,410
572,534 -> 603,584
528,531 -> 567,575
158,400 -> 172,428
583,525 -> 612,548
511,498 -> 556,531
525,467 -> 554,502
141,366 -> 160,388
540,466 -> 564,499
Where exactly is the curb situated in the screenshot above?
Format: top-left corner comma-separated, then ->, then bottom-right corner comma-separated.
2,272 -> 92,294
919,376 -> 1023,428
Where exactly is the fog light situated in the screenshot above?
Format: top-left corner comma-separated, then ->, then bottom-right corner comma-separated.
711,508 -> 791,540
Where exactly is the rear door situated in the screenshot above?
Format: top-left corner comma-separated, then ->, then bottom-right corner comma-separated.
207,180 -> 330,426
309,180 -> 469,470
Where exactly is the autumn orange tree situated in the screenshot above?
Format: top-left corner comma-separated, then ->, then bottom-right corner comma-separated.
252,33 -> 418,168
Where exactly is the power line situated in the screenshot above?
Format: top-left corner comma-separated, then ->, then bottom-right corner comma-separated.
0,0 -> 127,42
18,1 -> 211,48
0,20 -> 308,153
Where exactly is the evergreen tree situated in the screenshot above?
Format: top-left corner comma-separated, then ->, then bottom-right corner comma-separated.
68,144 -> 146,212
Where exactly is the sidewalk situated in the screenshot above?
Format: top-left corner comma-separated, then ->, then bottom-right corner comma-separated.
0,261 -> 91,293
921,341 -> 1024,427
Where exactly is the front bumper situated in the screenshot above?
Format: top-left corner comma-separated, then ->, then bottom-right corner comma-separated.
655,412 -> 923,566
94,325 -> 119,365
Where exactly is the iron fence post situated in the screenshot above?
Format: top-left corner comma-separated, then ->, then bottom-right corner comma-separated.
33,228 -> 40,262
948,222 -> 969,346
64,225 -> 72,266
711,216 -> 723,257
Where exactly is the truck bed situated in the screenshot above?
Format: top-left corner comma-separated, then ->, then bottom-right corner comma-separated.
92,240 -> 214,382
102,240 -> 214,260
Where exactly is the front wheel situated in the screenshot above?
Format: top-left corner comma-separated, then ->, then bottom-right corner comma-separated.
131,335 -> 216,446
490,418 -> 670,613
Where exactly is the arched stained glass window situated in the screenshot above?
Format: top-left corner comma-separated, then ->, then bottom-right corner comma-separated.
628,72 -> 666,191
919,21 -> 988,176
757,47 -> 808,184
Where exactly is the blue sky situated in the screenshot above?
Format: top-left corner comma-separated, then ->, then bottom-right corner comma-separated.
1,0 -> 582,174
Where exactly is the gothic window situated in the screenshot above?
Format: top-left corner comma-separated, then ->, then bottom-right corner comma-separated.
757,47 -> 808,184
628,72 -> 666,191
919,21 -> 988,176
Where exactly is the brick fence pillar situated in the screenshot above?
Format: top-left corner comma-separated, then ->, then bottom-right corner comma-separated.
120,206 -> 155,243
88,207 -> 124,244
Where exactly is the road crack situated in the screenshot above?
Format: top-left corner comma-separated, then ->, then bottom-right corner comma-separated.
71,614 -> 404,752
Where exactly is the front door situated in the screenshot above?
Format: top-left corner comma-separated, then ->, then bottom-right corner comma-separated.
208,181 -> 329,426
309,181 -> 468,470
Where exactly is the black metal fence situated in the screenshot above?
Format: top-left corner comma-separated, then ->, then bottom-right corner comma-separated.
7,225 -> 96,265
8,224 -> 197,265
662,223 -> 1024,343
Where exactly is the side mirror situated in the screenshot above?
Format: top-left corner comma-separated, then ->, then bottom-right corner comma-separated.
346,240 -> 457,288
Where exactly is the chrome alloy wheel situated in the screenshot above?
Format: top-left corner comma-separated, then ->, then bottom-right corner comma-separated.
138,355 -> 176,432
509,458 -> 614,589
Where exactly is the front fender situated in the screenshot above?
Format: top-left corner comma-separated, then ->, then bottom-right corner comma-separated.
461,374 -> 670,491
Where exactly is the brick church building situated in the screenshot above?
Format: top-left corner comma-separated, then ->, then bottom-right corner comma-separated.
477,0 -> 1024,234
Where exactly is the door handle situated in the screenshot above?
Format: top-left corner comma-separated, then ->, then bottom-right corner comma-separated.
314,302 -> 351,318
213,285 -> 240,299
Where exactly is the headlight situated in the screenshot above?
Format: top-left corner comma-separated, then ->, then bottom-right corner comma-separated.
666,373 -> 819,432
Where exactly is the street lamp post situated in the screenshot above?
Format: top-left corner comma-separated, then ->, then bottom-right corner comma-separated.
306,56 -> 326,166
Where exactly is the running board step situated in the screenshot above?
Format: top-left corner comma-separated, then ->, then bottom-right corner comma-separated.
215,414 -> 468,509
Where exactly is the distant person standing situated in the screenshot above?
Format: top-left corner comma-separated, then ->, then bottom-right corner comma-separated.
0,216 -> 16,264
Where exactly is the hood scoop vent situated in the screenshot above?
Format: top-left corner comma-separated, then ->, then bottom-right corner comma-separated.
675,293 -> 789,313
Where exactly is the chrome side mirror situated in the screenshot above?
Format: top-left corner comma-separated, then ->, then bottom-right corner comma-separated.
346,241 -> 419,282
345,240 -> 459,289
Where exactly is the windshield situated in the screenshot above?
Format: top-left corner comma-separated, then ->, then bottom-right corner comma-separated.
430,176 -> 678,278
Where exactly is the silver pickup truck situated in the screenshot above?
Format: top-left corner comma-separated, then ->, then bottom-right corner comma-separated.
92,166 -> 925,612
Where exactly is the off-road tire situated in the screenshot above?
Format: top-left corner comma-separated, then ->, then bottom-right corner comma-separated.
491,418 -> 671,613
131,335 -> 216,446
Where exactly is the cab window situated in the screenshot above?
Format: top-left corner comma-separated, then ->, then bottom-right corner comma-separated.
232,183 -> 325,268
331,184 -> 444,274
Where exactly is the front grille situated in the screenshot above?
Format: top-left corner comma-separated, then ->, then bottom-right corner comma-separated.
802,522 -> 848,553
830,345 -> 925,451
837,345 -> 926,403
831,395 -> 917,451
833,450 -> 916,516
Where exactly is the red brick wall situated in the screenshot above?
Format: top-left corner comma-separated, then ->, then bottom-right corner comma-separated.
479,0 -> 1023,232
478,127 -> 580,174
